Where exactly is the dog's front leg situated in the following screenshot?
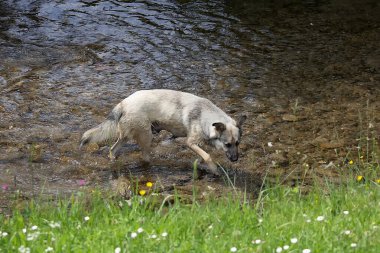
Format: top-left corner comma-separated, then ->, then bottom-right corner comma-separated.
186,139 -> 219,175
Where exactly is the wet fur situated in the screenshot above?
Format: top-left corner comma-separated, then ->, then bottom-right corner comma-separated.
80,89 -> 246,175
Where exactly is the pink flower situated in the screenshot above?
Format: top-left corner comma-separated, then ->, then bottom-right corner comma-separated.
77,180 -> 86,186
2,184 -> 9,191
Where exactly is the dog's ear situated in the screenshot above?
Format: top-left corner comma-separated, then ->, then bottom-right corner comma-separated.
237,115 -> 247,128
212,122 -> 226,133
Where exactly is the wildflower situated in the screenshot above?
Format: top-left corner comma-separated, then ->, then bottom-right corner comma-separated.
49,221 -> 61,228
146,182 -> 153,188
268,142 -> 273,147
316,216 -> 325,221
31,225 -> 38,230
27,232 -> 40,241
344,230 -> 351,235
283,245 -> 289,250
276,247 -> 283,253
356,175 -> 363,182
161,232 -> 168,237
306,219 -> 311,223
350,243 -> 357,248
349,160 -> 354,165
137,227 -> 144,233
1,232 -> 8,237
258,218 -> 263,223
45,247 -> 54,252
77,179 -> 86,186
1,184 -> 9,190
139,190 -> 146,196
84,216 -> 90,221
302,249 -> 311,253
290,238 -> 298,244
131,232 -> 137,238
18,246 -> 31,253
22,228 -> 27,233
252,239 -> 261,244
230,247 -> 237,252
376,179 -> 380,184
115,247 -> 121,253
343,210 -> 349,215
149,234 -> 157,239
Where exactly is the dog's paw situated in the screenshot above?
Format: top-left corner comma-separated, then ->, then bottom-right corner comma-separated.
207,162 -> 220,176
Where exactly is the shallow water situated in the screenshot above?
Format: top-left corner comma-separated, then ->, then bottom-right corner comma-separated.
0,0 -> 379,207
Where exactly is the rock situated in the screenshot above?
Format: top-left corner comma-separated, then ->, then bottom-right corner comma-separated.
282,114 -> 299,122
320,140 -> 345,149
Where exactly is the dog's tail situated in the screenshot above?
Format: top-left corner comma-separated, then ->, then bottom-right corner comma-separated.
79,103 -> 123,148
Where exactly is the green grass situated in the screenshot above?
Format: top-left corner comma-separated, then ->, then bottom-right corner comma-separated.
1,180 -> 379,253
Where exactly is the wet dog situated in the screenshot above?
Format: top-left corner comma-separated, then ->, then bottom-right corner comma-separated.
80,89 -> 246,175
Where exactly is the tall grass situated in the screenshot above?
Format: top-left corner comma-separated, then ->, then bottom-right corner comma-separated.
1,176 -> 379,253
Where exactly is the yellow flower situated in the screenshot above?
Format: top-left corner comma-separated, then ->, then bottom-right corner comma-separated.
376,179 -> 380,184
349,160 -> 354,165
139,190 -> 146,196
356,175 -> 363,182
146,182 -> 153,188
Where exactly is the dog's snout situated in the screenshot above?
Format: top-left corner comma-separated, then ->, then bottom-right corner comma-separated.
229,156 -> 238,162
226,152 -> 239,162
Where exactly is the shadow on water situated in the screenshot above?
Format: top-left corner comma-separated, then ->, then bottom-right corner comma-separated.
0,0 -> 379,209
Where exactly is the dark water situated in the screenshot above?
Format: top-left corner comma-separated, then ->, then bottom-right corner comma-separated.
1,0 -> 379,207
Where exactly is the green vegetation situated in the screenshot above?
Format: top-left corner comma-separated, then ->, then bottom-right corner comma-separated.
1,176 -> 379,253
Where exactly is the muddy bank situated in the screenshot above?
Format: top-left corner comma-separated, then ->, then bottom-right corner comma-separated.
1,0 -> 379,210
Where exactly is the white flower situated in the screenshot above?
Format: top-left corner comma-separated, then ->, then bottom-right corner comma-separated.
252,239 -> 262,244
84,216 -> 90,221
230,247 -> 237,252
316,216 -> 325,221
18,246 -> 31,253
161,232 -> 168,237
350,243 -> 357,248
302,249 -> 311,253
343,210 -> 349,215
22,228 -> 27,233
344,230 -> 351,235
115,247 -> 121,253
283,245 -> 289,250
268,142 -> 273,147
27,232 -> 40,241
258,218 -> 263,223
306,219 -> 311,223
49,222 -> 61,228
137,227 -> 144,233
45,247 -> 54,252
131,232 -> 137,238
290,238 -> 298,244
1,232 -> 8,237
149,234 -> 157,239
276,247 -> 283,253
31,225 -> 38,230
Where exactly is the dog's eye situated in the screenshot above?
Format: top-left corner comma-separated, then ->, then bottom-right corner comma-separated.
225,143 -> 232,148
236,141 -> 240,146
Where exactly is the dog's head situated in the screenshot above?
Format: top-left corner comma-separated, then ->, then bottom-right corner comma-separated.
209,115 -> 247,162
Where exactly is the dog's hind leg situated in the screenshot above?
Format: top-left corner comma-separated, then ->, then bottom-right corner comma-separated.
109,137 -> 124,161
134,127 -> 153,163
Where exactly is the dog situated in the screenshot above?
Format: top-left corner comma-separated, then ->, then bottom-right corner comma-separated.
80,89 -> 246,175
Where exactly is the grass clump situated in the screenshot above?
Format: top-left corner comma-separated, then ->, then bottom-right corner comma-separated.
1,179 -> 379,253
